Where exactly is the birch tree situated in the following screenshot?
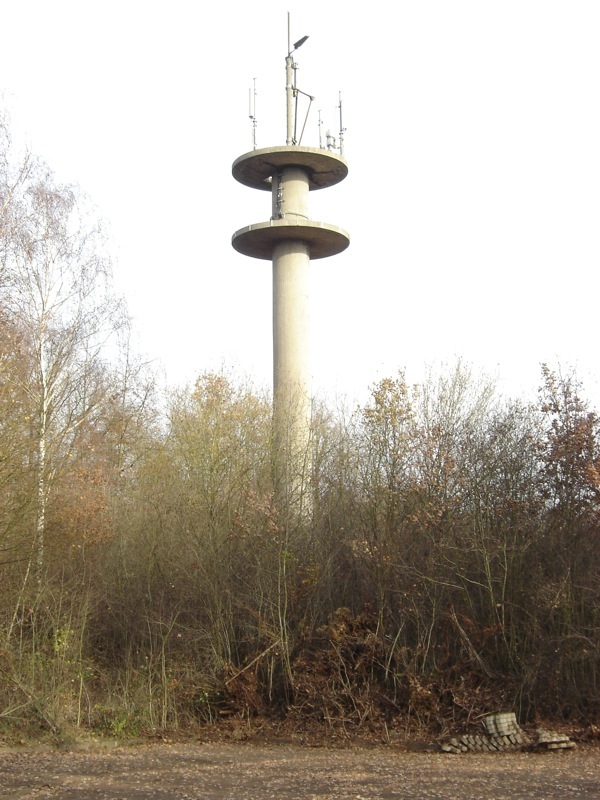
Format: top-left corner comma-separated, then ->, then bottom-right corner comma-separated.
1,160 -> 124,588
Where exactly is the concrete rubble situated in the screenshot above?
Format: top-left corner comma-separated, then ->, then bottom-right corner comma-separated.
440,711 -> 577,754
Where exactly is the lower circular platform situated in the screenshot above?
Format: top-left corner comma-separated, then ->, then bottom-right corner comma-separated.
232,218 -> 350,260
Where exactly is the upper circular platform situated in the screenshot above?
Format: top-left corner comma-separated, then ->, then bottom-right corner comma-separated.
232,218 -> 350,260
232,146 -> 348,191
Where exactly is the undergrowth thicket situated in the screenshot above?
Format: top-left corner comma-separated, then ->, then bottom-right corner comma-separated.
1,364 -> 599,744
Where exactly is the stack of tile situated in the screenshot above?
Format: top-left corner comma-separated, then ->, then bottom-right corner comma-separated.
534,728 -> 576,751
440,712 -> 526,753
440,712 -> 577,753
482,712 -> 521,737
440,732 -> 524,753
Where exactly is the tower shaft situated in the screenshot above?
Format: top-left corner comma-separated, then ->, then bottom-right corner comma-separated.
272,238 -> 311,507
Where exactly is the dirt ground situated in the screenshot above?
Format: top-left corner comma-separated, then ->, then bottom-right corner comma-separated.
0,740 -> 598,799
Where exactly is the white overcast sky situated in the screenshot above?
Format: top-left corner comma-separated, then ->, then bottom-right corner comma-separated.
2,1 -> 599,406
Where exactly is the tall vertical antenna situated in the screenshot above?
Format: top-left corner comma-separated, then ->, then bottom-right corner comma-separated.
286,13 -> 294,145
249,78 -> 257,149
286,12 -> 309,146
338,92 -> 346,156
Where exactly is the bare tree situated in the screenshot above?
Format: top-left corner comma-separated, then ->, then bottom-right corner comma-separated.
1,160 -> 124,592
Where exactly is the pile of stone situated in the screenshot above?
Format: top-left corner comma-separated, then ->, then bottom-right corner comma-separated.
440,712 -> 526,754
440,732 -> 523,753
440,712 -> 577,754
533,728 -> 577,751
482,711 -> 522,738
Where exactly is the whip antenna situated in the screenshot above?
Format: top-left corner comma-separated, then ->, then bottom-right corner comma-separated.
338,92 -> 346,156
249,78 -> 257,149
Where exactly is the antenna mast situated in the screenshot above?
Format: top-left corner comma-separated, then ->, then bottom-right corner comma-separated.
338,92 -> 346,156
249,78 -> 257,149
286,14 -> 293,144
286,12 -> 309,145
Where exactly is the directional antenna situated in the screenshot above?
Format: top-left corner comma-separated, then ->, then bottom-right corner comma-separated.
293,35 -> 309,51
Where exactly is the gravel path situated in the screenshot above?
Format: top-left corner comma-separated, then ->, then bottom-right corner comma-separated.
0,741 -> 598,799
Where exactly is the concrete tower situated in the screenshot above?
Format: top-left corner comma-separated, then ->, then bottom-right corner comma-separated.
231,26 -> 349,511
